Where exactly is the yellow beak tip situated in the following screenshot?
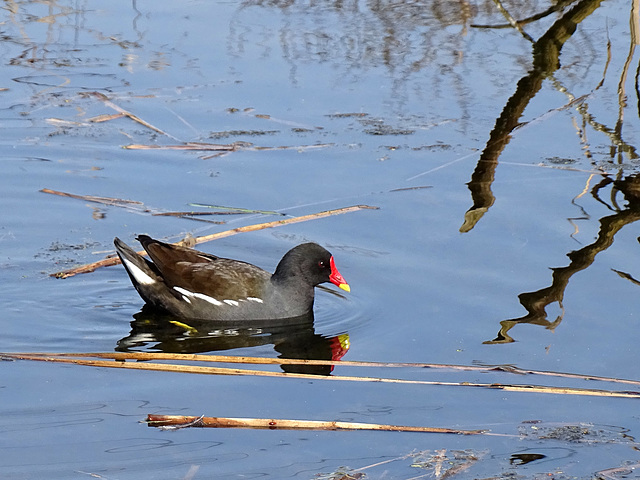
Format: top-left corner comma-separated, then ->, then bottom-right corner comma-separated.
339,283 -> 351,293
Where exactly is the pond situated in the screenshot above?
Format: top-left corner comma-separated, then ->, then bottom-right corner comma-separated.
2,0 -> 640,478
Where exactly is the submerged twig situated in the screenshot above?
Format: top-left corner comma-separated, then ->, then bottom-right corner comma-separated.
50,204 -> 378,278
151,211 -> 242,217
389,186 -> 433,192
123,142 -> 243,152
40,188 -> 143,208
123,142 -> 334,159
145,414 -> 484,434
89,91 -> 180,141
40,188 -> 224,224
188,203 -> 284,216
86,93 -> 333,157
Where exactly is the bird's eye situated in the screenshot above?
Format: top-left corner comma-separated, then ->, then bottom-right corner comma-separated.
318,261 -> 326,268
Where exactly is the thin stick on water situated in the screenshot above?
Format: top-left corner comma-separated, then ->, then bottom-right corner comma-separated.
11,351 -> 640,387
90,91 -> 181,141
50,204 -> 379,278
3,352 -> 639,399
144,414 -> 486,435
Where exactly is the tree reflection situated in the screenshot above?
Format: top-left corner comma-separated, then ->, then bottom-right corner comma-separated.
462,0 -> 605,233
485,173 -> 640,343
458,0 -> 640,343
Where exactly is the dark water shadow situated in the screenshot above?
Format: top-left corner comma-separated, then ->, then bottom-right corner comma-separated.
486,174 -> 640,343
116,306 -> 350,375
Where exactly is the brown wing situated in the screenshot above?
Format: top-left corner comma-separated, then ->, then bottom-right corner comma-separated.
140,237 -> 271,300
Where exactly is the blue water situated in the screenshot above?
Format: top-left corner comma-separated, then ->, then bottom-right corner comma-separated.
2,0 -> 640,477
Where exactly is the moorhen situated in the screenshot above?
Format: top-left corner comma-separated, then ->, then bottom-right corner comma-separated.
114,235 -> 350,321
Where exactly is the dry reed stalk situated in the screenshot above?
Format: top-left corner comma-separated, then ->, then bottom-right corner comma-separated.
145,414 -> 485,434
3,352 -> 639,399
17,351 -> 640,387
50,204 -> 378,278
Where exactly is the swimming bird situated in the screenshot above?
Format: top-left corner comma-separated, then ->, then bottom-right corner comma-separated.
114,235 -> 350,321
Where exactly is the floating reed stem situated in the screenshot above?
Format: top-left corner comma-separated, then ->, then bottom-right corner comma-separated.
145,414 -> 485,434
3,352 -> 638,399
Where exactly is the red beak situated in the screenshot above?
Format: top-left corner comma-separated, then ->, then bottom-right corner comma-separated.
329,256 -> 350,292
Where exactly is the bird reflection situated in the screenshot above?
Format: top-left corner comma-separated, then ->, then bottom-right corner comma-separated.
116,306 -> 349,375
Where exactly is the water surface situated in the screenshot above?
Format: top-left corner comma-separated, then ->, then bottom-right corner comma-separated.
2,0 -> 640,478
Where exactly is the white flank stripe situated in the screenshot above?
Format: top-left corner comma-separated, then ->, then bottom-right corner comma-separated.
247,297 -> 264,303
122,257 -> 156,285
181,295 -> 192,304
193,292 -> 223,306
173,287 -> 223,306
223,299 -> 239,307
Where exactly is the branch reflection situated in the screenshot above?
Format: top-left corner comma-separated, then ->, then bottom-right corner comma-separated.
486,173 -> 640,343
462,0 -> 604,233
